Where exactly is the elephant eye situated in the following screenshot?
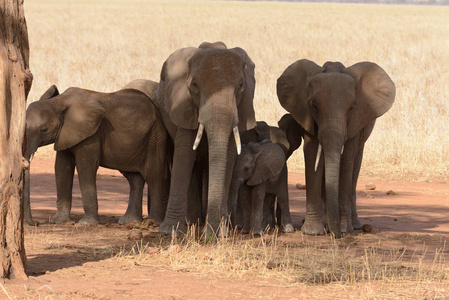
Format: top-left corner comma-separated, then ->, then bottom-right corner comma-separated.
40,127 -> 48,133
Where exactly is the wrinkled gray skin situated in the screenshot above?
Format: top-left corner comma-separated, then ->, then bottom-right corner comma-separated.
24,80 -> 170,226
229,140 -> 293,234
236,120 -> 300,230
277,60 -> 395,238
153,41 -> 256,237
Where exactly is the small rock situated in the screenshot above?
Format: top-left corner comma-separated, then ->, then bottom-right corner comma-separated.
362,224 -> 373,233
386,190 -> 396,196
128,230 -> 143,240
45,270 -> 50,274
145,247 -> 160,254
266,261 -> 277,269
394,218 -> 398,221
296,183 -> 306,190
366,193 -> 374,199
365,183 -> 376,190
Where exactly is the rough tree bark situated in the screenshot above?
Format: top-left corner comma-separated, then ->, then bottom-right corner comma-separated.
0,0 -> 33,279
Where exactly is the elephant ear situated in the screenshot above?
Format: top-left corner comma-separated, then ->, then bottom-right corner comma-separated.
160,47 -> 200,130
277,59 -> 324,136
230,47 -> 257,132
345,62 -> 396,138
54,91 -> 105,151
39,85 -> 59,100
247,142 -> 285,186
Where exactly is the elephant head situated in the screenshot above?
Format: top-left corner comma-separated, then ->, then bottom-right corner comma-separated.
277,113 -> 306,159
25,85 -> 105,160
157,42 -> 256,234
277,59 -> 395,237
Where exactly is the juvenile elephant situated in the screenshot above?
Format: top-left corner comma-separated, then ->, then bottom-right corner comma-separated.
153,41 -> 256,236
237,120 -> 298,229
229,140 -> 293,234
277,60 -> 395,238
25,80 -> 170,225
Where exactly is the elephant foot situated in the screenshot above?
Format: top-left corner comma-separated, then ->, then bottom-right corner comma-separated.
301,218 -> 326,235
78,214 -> 100,226
118,213 -> 143,225
341,218 -> 354,234
352,216 -> 363,230
282,223 -> 295,233
25,217 -> 39,226
159,219 -> 186,236
50,211 -> 72,224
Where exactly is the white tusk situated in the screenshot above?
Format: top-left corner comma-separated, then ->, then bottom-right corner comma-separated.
193,123 -> 204,150
233,126 -> 241,155
314,144 -> 322,172
29,153 -> 34,162
341,145 -> 345,155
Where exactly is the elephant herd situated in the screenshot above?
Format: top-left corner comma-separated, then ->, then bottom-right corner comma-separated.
24,41 -> 396,239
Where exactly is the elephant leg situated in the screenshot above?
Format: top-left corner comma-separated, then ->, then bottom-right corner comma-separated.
51,150 -> 75,224
250,183 -> 266,235
262,194 -> 275,230
302,136 -> 326,235
351,144 -> 365,230
187,163 -> 203,225
73,142 -> 101,225
276,167 -> 294,233
339,136 -> 358,234
159,128 -> 196,235
24,168 -> 38,226
240,185 -> 252,234
118,171 -> 144,225
351,122 -> 374,230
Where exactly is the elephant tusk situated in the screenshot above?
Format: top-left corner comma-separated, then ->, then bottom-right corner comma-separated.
233,126 -> 241,155
193,123 -> 204,150
341,145 -> 345,155
29,153 -> 34,162
314,143 -> 322,172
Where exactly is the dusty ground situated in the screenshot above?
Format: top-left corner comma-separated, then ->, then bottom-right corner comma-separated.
1,157 -> 448,299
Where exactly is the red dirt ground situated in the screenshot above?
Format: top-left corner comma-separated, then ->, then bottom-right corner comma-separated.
1,157 -> 448,299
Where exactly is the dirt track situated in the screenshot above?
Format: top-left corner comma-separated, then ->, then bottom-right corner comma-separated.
1,157 -> 448,299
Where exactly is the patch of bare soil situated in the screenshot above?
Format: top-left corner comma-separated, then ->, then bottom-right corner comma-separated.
1,157 -> 448,299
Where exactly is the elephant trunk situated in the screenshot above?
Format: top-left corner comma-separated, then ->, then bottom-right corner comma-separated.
228,172 -> 243,226
321,129 -> 345,238
199,90 -> 239,236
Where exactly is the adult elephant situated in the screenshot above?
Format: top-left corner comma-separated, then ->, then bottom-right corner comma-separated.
277,60 -> 395,238
153,41 -> 256,236
24,80 -> 170,226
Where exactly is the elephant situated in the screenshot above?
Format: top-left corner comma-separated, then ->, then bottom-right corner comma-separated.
152,41 -> 256,236
236,120 -> 298,230
24,80 -> 171,226
229,140 -> 293,234
277,59 -> 395,238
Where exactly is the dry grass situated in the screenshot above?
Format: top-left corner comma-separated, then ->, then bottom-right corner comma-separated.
20,222 -> 448,298
115,225 -> 449,298
24,0 -> 449,181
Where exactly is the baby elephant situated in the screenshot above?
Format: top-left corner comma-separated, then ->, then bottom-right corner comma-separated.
229,140 -> 294,234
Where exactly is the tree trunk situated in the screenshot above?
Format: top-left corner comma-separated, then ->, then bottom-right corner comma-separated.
0,0 -> 33,279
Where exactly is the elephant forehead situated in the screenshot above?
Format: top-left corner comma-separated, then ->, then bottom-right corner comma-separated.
310,73 -> 356,97
191,50 -> 243,79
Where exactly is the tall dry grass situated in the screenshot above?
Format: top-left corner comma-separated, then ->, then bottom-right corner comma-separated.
24,0 -> 449,181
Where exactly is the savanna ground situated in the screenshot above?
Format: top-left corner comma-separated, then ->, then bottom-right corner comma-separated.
1,0 -> 449,298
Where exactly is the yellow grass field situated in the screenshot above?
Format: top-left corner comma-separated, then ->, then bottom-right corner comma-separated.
24,0 -> 449,182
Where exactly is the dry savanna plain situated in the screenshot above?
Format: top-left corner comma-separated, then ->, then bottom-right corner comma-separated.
2,0 -> 449,299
